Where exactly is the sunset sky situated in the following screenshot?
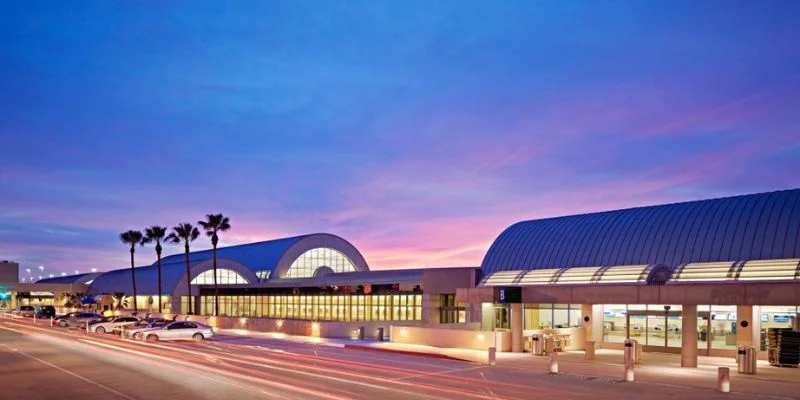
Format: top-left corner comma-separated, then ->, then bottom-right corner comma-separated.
1,1 -> 799,277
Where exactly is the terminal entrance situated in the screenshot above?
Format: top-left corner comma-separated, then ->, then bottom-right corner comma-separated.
627,309 -> 682,353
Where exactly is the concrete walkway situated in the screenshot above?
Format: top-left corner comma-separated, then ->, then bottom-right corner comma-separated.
216,329 -> 800,399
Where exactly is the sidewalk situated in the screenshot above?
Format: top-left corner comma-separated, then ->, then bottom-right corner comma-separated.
216,328 -> 800,399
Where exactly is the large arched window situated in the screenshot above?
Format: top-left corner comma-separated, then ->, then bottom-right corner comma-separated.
191,268 -> 249,285
285,247 -> 357,278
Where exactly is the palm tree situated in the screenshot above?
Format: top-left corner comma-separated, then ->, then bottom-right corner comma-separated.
166,223 -> 200,315
119,230 -> 143,314
142,225 -> 167,313
198,214 -> 231,316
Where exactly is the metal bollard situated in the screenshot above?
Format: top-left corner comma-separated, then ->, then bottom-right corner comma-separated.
718,367 -> 730,393
86,321 -> 89,334
33,314 -> 36,324
488,347 -> 496,366
50,317 -> 53,327
624,339 -> 635,381
549,352 -> 558,374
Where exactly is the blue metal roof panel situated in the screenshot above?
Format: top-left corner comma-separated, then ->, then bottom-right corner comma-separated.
481,189 -> 800,274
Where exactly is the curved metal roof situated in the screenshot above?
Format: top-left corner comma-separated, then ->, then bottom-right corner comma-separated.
481,189 -> 800,274
35,272 -> 102,285
86,233 -> 369,295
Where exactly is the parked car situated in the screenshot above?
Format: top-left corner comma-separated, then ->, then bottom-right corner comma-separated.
120,318 -> 169,339
11,305 -> 35,317
55,311 -> 104,328
89,316 -> 140,334
34,305 -> 56,318
137,321 -> 214,342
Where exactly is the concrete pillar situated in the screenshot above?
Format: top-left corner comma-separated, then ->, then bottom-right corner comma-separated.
511,303 -> 523,352
736,305 -> 756,349
681,305 -> 698,368
582,304 -> 593,339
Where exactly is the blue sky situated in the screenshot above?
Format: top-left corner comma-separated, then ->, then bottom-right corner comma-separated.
1,0 -> 798,277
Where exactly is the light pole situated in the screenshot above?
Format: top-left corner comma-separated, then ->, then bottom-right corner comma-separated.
91,268 -> 97,273
61,272 -> 67,277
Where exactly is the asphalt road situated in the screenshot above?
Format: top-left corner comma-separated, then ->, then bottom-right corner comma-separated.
0,316 -> 785,400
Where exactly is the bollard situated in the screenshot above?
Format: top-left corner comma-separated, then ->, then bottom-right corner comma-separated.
549,352 -> 558,374
718,367 -> 730,393
50,317 -> 53,327
488,347 -> 496,366
121,327 -> 125,339
86,321 -> 89,334
33,314 -> 36,324
624,339 -> 635,382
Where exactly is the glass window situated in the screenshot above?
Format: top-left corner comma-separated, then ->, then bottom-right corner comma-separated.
603,304 -> 628,343
284,247 -> 358,278
191,269 -> 249,285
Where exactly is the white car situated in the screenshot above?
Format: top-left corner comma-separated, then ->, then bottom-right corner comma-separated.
137,321 -> 214,342
120,318 -> 170,339
89,316 -> 141,334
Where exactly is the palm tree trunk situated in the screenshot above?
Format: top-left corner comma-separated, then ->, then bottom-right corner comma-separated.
130,247 -> 138,313
212,240 -> 219,316
156,243 -> 162,314
184,242 -> 192,315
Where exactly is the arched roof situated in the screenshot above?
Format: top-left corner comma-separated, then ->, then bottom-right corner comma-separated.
86,233 -> 369,295
35,272 -> 102,285
481,189 -> 800,275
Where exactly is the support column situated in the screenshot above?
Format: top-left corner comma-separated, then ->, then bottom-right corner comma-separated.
736,305 -> 755,348
511,303 -> 523,352
681,305 -> 698,368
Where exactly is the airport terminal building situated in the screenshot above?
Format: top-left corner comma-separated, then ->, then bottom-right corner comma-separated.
4,188 -> 799,365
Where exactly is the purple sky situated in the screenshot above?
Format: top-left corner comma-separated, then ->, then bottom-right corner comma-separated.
1,1 -> 799,278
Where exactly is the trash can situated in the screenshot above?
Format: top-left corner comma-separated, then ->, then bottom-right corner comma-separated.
531,334 -> 543,356
376,327 -> 385,341
737,346 -> 757,374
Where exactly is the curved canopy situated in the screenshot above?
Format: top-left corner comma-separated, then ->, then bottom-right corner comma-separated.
481,189 -> 800,274
481,264 -> 663,286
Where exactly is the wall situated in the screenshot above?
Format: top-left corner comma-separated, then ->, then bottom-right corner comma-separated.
391,325 -> 510,351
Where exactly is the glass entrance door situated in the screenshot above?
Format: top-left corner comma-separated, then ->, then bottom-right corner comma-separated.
628,310 -> 682,353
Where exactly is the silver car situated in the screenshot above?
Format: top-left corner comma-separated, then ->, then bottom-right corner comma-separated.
137,321 -> 214,342
89,316 -> 141,334
56,311 -> 104,328
11,305 -> 36,317
121,318 -> 169,339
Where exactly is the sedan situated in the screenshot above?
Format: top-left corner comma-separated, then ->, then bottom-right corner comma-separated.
55,311 -> 104,328
121,318 -> 169,339
137,321 -> 214,342
89,316 -> 140,334
11,306 -> 36,317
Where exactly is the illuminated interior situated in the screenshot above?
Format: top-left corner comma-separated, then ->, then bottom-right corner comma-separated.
284,247 -> 358,279
191,268 -> 249,285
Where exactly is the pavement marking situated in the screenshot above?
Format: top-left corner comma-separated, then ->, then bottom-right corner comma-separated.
393,365 -> 486,381
0,345 -> 137,400
479,372 -> 499,400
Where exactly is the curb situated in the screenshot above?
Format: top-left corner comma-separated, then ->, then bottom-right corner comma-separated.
343,344 -> 469,362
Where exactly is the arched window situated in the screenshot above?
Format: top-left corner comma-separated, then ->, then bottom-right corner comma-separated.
285,247 -> 357,278
191,268 -> 249,285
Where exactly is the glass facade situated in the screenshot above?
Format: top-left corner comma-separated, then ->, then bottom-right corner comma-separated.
284,247 -> 357,278
439,294 -> 466,324
191,268 -> 249,285
523,304 -> 582,330
188,293 -> 422,321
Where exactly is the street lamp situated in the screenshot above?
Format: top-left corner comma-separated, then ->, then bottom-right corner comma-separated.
74,270 -> 79,275
61,272 -> 67,277
91,268 -> 97,273
49,274 -> 54,278
38,265 -> 44,273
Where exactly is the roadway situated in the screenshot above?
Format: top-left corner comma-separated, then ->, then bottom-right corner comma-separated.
0,316 -> 778,400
